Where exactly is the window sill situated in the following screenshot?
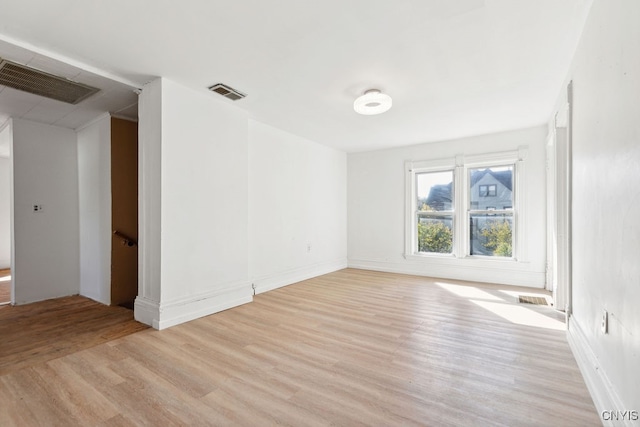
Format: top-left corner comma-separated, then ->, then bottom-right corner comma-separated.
464,255 -> 517,262
404,253 -> 455,260
404,253 -> 518,263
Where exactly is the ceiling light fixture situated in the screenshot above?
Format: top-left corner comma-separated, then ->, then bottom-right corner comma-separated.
353,89 -> 392,115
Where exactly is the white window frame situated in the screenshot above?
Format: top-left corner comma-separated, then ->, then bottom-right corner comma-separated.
404,157 -> 457,258
405,148 -> 528,262
465,161 -> 516,260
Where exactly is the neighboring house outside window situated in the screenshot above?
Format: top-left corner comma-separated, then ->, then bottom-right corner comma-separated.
468,166 -> 514,257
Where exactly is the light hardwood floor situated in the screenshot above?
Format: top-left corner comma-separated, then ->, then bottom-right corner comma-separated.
0,295 -> 148,376
0,269 -> 10,305
0,269 -> 600,426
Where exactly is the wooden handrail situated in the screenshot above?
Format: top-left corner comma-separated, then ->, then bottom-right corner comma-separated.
113,230 -> 137,247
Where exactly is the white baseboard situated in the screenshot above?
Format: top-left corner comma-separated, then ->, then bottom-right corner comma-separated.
252,258 -> 348,295
567,315 -> 633,426
135,280 -> 253,330
348,257 -> 545,287
134,296 -> 159,327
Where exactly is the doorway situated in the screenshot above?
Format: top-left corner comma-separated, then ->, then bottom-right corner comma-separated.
547,82 -> 573,314
110,117 -> 138,308
0,122 -> 12,305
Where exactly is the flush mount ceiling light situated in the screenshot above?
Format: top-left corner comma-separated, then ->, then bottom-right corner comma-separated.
353,89 -> 392,115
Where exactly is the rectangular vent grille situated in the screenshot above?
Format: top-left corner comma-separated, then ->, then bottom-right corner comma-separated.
518,295 -> 549,306
208,83 -> 246,101
0,59 -> 100,104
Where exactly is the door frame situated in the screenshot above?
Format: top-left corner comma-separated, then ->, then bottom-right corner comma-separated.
0,120 -> 15,305
547,81 -> 573,315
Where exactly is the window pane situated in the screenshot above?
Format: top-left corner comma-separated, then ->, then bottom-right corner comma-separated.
416,171 -> 453,212
417,216 -> 453,254
469,214 -> 513,257
469,166 -> 513,209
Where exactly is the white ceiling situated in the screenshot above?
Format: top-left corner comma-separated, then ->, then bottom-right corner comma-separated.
0,37 -> 139,129
0,0 -> 592,152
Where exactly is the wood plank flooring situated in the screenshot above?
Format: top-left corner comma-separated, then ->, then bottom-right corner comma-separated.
0,295 -> 148,375
0,269 -> 599,426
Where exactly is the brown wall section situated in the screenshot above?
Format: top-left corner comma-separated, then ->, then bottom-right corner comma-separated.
111,117 -> 138,307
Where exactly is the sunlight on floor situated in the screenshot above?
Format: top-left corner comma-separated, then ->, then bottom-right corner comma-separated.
0,275 -> 11,283
471,300 -> 565,331
435,281 -> 563,330
435,282 -> 504,301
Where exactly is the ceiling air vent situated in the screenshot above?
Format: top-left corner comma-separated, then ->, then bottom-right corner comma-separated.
0,59 -> 100,104
208,83 -> 246,101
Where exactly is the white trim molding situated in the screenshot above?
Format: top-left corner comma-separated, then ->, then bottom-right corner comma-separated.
567,316 -> 632,427
135,280 -> 253,330
348,257 -> 545,288
252,258 -> 348,295
133,296 -> 160,328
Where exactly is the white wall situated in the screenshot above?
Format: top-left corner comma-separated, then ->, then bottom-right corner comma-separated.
136,78 -> 252,329
0,157 -> 10,270
12,118 -> 79,303
560,0 -> 640,417
161,79 -> 249,302
77,114 -> 111,304
248,120 -> 347,293
0,123 -> 11,269
348,126 -> 547,287
136,79 -> 350,329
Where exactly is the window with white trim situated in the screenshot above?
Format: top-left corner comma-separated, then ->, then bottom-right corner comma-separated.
415,170 -> 454,254
405,150 -> 524,261
468,165 -> 514,257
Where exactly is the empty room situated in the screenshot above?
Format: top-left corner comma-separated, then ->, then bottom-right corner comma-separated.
0,0 -> 638,425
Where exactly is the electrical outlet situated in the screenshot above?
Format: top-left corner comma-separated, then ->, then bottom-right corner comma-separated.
601,310 -> 608,334
307,244 -> 311,253
33,204 -> 43,212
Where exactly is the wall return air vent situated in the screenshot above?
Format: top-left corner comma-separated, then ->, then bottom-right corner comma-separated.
208,83 -> 246,101
0,59 -> 100,104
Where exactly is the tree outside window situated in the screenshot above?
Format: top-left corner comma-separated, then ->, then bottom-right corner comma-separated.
469,166 -> 514,257
415,170 -> 454,254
